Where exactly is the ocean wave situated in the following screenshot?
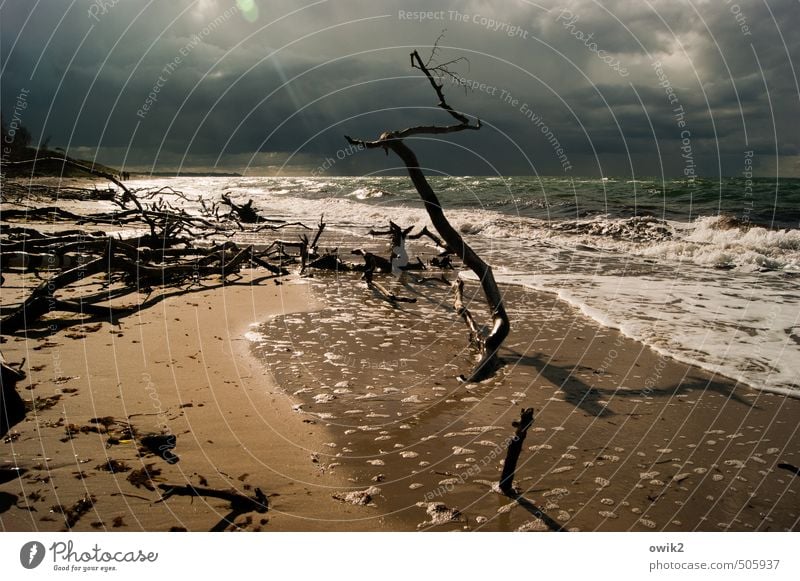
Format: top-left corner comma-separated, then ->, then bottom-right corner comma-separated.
346,187 -> 393,200
459,214 -> 800,273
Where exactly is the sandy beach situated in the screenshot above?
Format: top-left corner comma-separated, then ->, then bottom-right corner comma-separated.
0,266 -> 393,531
1,177 -> 798,532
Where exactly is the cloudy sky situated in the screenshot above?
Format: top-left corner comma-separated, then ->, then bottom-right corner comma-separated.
1,0 -> 798,177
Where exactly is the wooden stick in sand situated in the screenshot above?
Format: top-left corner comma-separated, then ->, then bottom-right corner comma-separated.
499,408 -> 535,495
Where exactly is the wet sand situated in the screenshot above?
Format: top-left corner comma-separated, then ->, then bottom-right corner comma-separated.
255,273 -> 800,531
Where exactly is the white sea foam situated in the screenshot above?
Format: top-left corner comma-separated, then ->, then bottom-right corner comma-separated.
496,271 -> 800,397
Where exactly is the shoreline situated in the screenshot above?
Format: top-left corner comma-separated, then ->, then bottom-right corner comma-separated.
254,274 -> 800,531
2,261 -> 798,532
1,178 -> 798,532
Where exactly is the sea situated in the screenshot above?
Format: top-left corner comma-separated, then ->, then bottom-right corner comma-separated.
120,175 -> 800,397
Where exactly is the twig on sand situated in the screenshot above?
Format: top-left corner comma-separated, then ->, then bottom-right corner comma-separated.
156,483 -> 268,532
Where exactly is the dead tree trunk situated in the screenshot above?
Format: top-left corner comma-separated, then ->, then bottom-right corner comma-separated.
345,48 -> 510,381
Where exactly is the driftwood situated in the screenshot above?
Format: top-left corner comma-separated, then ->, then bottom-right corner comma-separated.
355,249 -> 416,304
0,234 -> 283,335
220,193 -> 260,223
453,278 -> 482,348
1,353 -> 26,437
219,193 -> 313,233
305,252 -> 353,272
308,215 -> 326,254
0,254 -> 110,334
499,408 -> 535,495
345,47 -> 510,381
157,483 -> 268,532
0,206 -> 86,222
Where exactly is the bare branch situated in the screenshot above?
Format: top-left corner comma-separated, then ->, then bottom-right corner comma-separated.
410,50 -> 478,128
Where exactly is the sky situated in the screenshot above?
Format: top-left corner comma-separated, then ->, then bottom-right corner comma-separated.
1,0 -> 798,177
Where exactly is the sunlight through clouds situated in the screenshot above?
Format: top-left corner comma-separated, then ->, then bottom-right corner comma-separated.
236,0 -> 259,23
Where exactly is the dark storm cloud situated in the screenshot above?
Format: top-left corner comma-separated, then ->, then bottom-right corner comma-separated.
1,0 -> 797,176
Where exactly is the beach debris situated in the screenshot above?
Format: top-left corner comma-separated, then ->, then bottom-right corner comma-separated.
0,353 -> 26,437
0,178 -> 292,338
96,459 -> 131,473
104,419 -> 137,446
499,407 -> 535,495
157,483 -> 269,532
2,431 -> 20,443
23,394 -> 61,413
127,464 -> 162,491
415,501 -> 463,528
777,463 -> 800,477
332,486 -> 381,506
219,193 -> 262,223
50,494 -> 95,530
